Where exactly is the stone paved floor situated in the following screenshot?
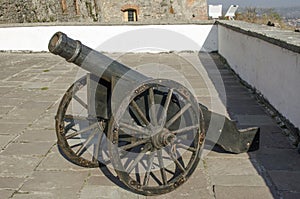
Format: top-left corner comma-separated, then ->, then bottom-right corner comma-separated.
0,52 -> 299,199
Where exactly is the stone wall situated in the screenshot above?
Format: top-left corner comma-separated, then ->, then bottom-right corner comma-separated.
100,0 -> 208,23
0,0 -> 101,23
0,0 -> 207,24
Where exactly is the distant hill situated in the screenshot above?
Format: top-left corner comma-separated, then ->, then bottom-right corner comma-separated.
275,6 -> 300,19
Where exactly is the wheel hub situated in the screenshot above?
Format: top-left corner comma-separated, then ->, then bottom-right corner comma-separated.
151,128 -> 176,149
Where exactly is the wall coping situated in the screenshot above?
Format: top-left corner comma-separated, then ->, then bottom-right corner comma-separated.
0,20 -> 215,28
217,20 -> 300,54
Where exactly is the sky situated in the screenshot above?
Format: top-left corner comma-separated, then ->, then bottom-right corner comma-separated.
207,0 -> 300,8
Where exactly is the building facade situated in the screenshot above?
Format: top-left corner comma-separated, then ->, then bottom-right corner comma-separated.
0,0 -> 207,23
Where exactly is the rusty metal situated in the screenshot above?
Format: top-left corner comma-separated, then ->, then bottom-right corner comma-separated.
49,32 -> 259,196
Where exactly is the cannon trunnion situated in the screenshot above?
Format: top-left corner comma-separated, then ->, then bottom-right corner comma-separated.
49,32 -> 259,196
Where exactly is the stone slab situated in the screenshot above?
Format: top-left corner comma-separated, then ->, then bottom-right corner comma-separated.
0,123 -> 28,135
210,175 -> 267,187
36,146 -> 92,171
0,177 -> 25,189
12,192 -> 57,199
214,185 -> 274,199
205,158 -> 260,176
0,106 -> 14,117
234,115 -> 276,126
0,142 -> 54,156
258,125 -> 294,149
15,129 -> 56,143
268,171 -> 300,192
86,176 -> 118,186
20,170 -> 88,193
281,192 -> 300,199
80,185 -> 140,199
0,155 -> 41,177
0,134 -> 16,149
0,87 -> 13,95
256,148 -> 300,171
205,149 -> 250,159
0,189 -> 15,199
0,98 -> 23,108
29,115 -> 56,130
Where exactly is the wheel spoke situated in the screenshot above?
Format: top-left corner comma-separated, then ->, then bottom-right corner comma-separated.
64,115 -> 89,121
75,128 -> 98,156
164,148 -> 185,172
119,122 -> 149,135
126,144 -> 151,173
176,143 -> 197,152
165,103 -> 191,128
149,88 -> 158,126
158,88 -> 173,125
70,142 -> 83,149
120,139 -> 148,151
143,152 -> 155,186
73,94 -> 88,109
93,129 -> 104,163
66,122 -> 99,139
130,101 -> 150,126
118,136 -> 134,142
157,150 -> 168,185
172,125 -> 198,135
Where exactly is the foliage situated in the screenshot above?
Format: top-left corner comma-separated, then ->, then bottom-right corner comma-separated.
236,7 -> 293,30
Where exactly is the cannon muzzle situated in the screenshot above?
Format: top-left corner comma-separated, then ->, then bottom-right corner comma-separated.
48,32 -> 147,82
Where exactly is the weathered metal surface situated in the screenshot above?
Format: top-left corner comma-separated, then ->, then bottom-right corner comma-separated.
199,104 -> 259,153
48,32 -> 148,83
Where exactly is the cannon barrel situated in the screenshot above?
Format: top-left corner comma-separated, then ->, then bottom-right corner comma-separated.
48,32 -> 148,83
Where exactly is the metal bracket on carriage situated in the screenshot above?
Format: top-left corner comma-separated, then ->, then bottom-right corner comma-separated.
199,104 -> 260,154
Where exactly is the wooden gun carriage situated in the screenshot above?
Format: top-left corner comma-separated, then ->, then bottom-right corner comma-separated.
49,32 -> 259,196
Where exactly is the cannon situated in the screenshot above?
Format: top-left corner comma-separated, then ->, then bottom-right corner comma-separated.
49,32 -> 259,196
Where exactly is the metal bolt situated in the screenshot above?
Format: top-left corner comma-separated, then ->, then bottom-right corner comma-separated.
113,128 -> 118,133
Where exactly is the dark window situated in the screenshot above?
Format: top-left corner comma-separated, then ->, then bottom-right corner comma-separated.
128,10 -> 135,21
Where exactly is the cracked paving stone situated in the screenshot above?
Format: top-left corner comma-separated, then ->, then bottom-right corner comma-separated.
0,134 -> 16,149
36,146 -> 92,171
0,189 -> 15,199
20,170 -> 89,197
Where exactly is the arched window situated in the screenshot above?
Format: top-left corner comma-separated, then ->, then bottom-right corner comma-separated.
123,9 -> 137,22
121,5 -> 139,22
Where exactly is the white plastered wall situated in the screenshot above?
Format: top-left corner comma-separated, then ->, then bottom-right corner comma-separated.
218,25 -> 300,128
0,25 -> 217,52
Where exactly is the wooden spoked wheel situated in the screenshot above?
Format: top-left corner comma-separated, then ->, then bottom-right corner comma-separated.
107,79 -> 205,195
55,75 -> 107,168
